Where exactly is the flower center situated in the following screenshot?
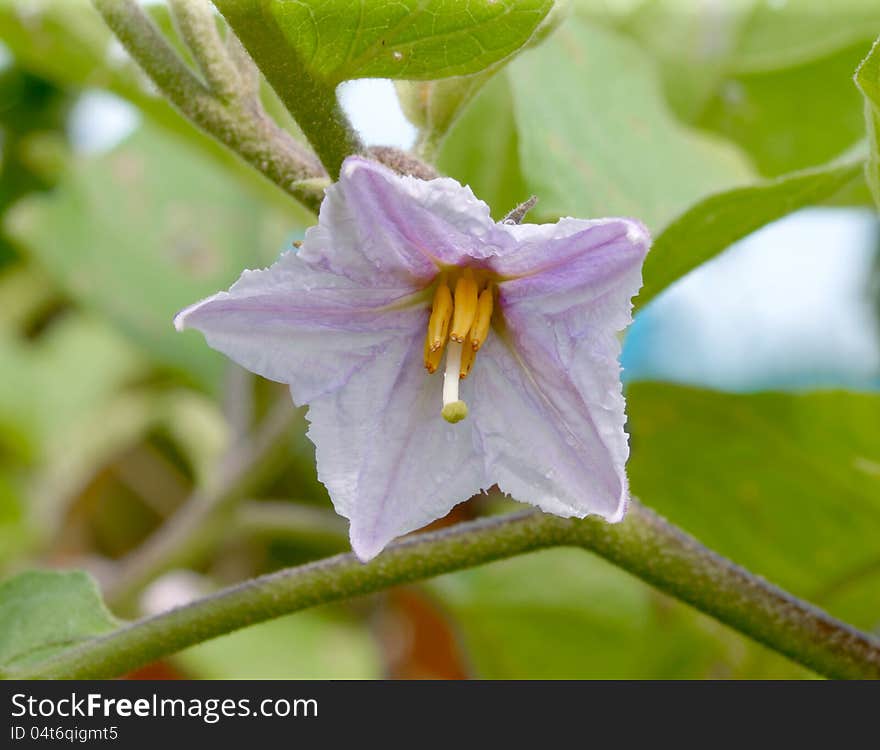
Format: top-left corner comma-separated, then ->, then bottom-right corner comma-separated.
423,268 -> 495,424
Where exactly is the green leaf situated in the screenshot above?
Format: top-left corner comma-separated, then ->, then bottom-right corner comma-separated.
855,36 -> 880,208
4,124 -> 299,389
627,384 -> 880,631
0,570 -> 117,670
175,607 -> 380,679
432,547 -> 808,678
616,0 -> 756,123
397,2 -> 567,157
699,41 -> 870,176
637,160 -> 863,310
259,0 -> 553,84
509,17 -> 753,230
580,3 -> 876,176
732,0 -> 880,74
437,73 -> 528,219
572,0 -> 643,24
613,0 -> 880,110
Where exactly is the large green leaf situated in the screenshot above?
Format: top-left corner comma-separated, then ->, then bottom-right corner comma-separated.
0,570 -> 117,670
432,547 -> 808,678
856,37 -> 880,208
732,0 -> 880,74
5,125 -> 299,389
573,0 -> 644,25
580,2 -> 877,177
396,2 -> 566,157
637,160 -> 863,310
218,0 -> 553,85
617,0 -> 756,122
509,17 -> 753,229
627,384 -> 880,632
699,41 -> 870,176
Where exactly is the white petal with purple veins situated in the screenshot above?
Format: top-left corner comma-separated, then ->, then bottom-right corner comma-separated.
307,157 -> 506,277
472,219 -> 648,522
307,331 -> 488,561
175,250 -> 425,404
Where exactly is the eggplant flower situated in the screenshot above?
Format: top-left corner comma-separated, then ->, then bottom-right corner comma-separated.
175,157 -> 650,561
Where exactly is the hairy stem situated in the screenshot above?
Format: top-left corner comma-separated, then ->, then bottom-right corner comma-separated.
168,0 -> 242,100
213,0 -> 363,178
13,503 -> 880,680
224,31 -> 261,98
93,0 -> 326,212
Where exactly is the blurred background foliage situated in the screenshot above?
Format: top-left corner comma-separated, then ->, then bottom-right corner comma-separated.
0,0 -> 878,679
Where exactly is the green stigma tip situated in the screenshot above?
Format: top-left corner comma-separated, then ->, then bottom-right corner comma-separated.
441,400 -> 468,424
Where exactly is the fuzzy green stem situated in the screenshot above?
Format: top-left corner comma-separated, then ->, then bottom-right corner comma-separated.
12,503 -> 880,680
213,0 -> 363,178
168,0 -> 242,100
93,0 -> 326,212
224,31 -> 261,98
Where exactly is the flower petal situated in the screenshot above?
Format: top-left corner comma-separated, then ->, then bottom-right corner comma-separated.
307,331 -> 488,561
470,333 -> 627,521
472,223 -> 648,521
175,249 -> 425,404
491,217 -> 649,301
304,157 -> 503,282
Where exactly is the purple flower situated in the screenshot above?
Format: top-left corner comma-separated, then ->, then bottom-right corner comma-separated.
175,157 -> 650,561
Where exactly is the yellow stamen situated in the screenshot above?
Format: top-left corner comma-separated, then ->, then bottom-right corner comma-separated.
459,339 -> 475,379
427,280 -> 453,352
424,269 -> 498,421
450,268 -> 479,342
424,332 -> 443,373
470,287 -> 493,352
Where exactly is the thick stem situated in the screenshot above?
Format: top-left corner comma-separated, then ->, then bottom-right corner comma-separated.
224,31 -> 260,98
213,0 -> 363,178
168,0 -> 242,100
367,146 -> 439,180
92,0 -> 326,212
12,503 -> 880,680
